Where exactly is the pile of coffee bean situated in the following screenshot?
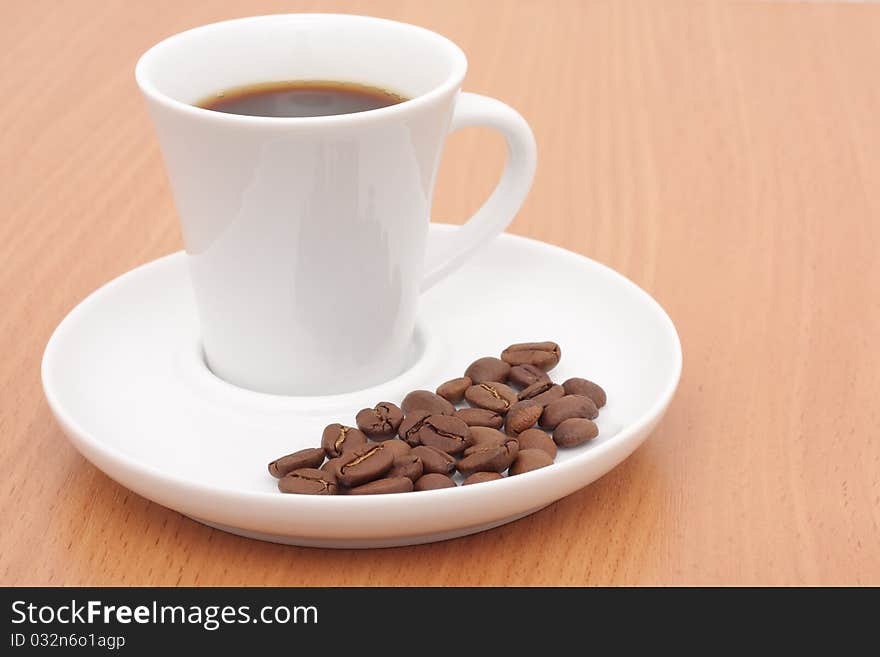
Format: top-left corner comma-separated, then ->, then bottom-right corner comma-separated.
268,341 -> 606,495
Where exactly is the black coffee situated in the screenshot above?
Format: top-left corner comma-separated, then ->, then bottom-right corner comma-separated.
197,80 -> 408,117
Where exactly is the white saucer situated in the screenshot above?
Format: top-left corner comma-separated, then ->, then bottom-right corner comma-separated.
42,224 -> 681,548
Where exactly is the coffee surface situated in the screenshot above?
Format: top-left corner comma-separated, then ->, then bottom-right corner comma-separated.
197,80 -> 407,117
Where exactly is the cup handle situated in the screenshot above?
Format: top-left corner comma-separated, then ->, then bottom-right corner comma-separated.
421,92 -> 537,292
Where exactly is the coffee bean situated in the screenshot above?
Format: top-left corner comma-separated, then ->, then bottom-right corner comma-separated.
436,376 -> 472,404
516,428 -> 558,459
398,410 -> 431,445
386,454 -> 424,481
553,417 -> 599,447
321,456 -> 344,477
464,357 -> 511,384
414,473 -> 457,491
278,468 -> 338,495
468,426 -> 509,446
416,415 -> 472,454
462,471 -> 504,486
501,341 -> 561,370
401,390 -> 456,416
508,448 -> 554,475
504,401 -> 543,436
456,408 -> 504,429
321,424 -> 368,459
519,380 -> 554,400
457,446 -> 511,476
269,344 -> 587,498
508,363 -> 551,388
410,445 -> 456,476
348,477 -> 414,495
527,385 -> 566,406
458,439 -> 519,476
463,435 -> 519,459
336,443 -> 394,487
464,382 -> 518,413
518,381 -> 564,405
355,402 -> 403,441
562,378 -> 607,408
539,394 -> 599,430
381,439 -> 412,459
268,447 -> 325,478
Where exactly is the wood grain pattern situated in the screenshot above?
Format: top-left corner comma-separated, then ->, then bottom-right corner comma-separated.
1,0 -> 878,586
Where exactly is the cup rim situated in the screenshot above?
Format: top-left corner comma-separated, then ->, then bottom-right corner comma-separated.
135,13 -> 469,125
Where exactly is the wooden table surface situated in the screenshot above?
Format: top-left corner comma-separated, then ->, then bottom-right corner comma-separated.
2,0 -> 878,586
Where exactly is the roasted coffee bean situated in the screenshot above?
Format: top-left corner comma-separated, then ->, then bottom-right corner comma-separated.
457,446 -> 512,476
464,382 -> 518,413
386,454 -> 423,481
525,384 -> 566,406
505,401 -> 543,436
501,341 -> 561,370
436,376 -> 472,404
381,439 -> 412,459
464,357 -> 511,384
518,381 -> 564,405
562,378 -> 607,408
321,423 -> 368,458
462,471 -> 504,486
398,410 -> 431,445
462,431 -> 519,456
508,448 -> 554,475
278,468 -> 338,495
456,408 -> 504,429
414,473 -> 457,491
321,456 -> 344,477
518,380 -> 554,400
268,447 -> 325,478
336,443 -> 394,487
508,363 -> 552,388
271,344 -> 586,496
348,477 -> 414,495
416,415 -> 472,454
410,445 -> 456,476
355,402 -> 403,441
468,426 -> 509,446
458,439 -> 519,476
401,390 -> 456,416
553,417 -> 599,447
539,394 -> 599,429
516,428 -> 558,459
464,435 -> 518,459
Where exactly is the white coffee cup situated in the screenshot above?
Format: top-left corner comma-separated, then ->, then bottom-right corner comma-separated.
136,14 -> 535,395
